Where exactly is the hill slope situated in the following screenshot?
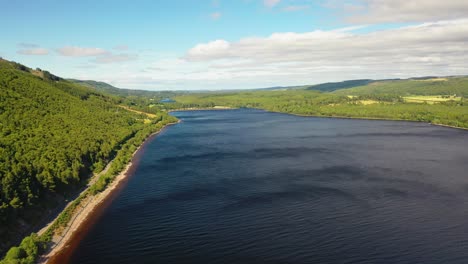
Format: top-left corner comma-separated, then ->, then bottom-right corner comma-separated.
68,79 -> 182,98
305,79 -> 376,92
0,59 -> 174,255
68,79 -> 187,113
333,77 -> 468,97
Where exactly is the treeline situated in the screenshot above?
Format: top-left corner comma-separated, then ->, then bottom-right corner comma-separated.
0,234 -> 44,264
170,90 -> 468,129
306,79 -> 375,92
0,59 -> 176,255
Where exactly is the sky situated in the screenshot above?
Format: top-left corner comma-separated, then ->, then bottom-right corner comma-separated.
1,0 -> 468,90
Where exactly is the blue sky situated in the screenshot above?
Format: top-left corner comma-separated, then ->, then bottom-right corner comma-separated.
1,0 -> 468,90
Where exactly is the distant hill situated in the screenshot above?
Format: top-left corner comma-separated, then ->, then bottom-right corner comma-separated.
305,79 -> 376,92
68,79 -> 181,99
67,79 -> 119,93
333,76 -> 468,97
252,85 -> 307,91
251,76 -> 468,95
70,76 -> 468,96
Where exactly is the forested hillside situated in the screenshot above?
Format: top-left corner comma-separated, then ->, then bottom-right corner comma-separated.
305,79 -> 376,92
333,77 -> 468,97
0,59 -> 175,255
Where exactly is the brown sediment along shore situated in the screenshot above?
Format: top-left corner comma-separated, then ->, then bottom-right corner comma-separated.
39,121 -> 179,264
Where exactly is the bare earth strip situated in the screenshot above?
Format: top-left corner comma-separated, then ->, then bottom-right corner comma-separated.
118,105 -> 157,118
38,161 -> 133,263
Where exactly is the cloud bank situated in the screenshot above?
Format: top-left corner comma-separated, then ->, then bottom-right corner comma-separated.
179,19 -> 468,87
55,45 -> 137,64
341,0 -> 468,23
57,46 -> 108,57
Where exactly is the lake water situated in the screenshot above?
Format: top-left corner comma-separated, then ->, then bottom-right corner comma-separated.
68,109 -> 468,264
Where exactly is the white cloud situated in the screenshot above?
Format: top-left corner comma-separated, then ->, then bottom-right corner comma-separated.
264,0 -> 281,8
210,12 -> 222,20
335,0 -> 468,23
186,40 -> 231,61
185,20 -> 468,63
179,19 -> 468,88
57,46 -> 109,57
55,45 -> 137,64
17,48 -> 49,55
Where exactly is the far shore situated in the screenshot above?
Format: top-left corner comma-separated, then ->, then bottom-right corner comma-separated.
38,121 -> 179,264
170,106 -> 468,131
283,111 -> 468,131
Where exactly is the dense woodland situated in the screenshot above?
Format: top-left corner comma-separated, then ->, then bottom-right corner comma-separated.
169,78 -> 468,129
332,77 -> 468,97
0,59 -> 176,262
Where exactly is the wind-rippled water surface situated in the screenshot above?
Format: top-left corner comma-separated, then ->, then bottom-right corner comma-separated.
69,109 -> 468,264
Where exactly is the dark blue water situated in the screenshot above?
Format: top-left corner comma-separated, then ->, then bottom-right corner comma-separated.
69,109 -> 468,264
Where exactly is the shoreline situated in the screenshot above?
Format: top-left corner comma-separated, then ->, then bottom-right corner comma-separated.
172,106 -> 468,131
39,121 -> 179,264
281,111 -> 468,131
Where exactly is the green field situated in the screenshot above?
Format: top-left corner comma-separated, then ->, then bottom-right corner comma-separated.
403,95 -> 462,104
